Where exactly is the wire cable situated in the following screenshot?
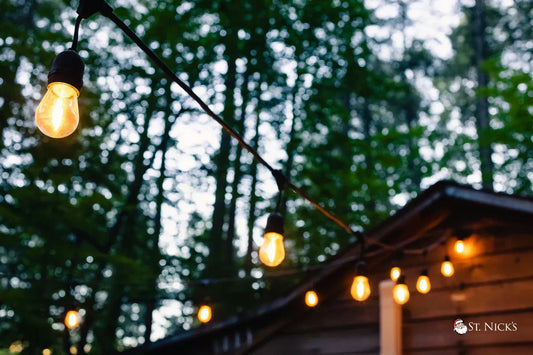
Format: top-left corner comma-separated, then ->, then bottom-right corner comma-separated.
100,11 -> 401,255
70,16 -> 82,51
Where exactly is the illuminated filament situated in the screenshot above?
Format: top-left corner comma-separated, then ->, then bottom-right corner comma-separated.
441,258 -> 454,277
35,82 -> 79,138
305,290 -> 319,307
390,267 -> 401,281
198,305 -> 212,323
64,310 -> 79,329
393,283 -> 410,305
454,240 -> 465,254
350,275 -> 371,301
416,275 -> 431,294
259,232 -> 285,267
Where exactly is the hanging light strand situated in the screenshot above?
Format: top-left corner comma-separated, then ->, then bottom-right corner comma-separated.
47,0 -> 459,261
86,4 -> 402,254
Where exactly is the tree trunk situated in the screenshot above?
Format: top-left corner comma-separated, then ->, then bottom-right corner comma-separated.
143,95 -> 174,344
282,88 -> 300,213
400,0 -> 421,191
245,102 -> 262,275
226,72 -> 249,265
473,0 -> 494,189
94,87 -> 159,353
361,98 -> 376,213
208,33 -> 238,273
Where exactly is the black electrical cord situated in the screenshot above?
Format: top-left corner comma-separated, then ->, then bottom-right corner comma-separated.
100,11 -> 392,249
70,16 -> 82,51
69,0 -> 422,255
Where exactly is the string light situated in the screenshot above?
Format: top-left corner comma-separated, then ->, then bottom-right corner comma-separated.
33,0 -> 461,261
305,290 -> 319,307
393,275 -> 410,305
9,342 -> 24,353
416,269 -> 431,294
351,261 -> 371,301
454,238 -> 465,254
259,213 -> 285,267
197,305 -> 212,323
35,50 -> 84,138
64,310 -> 79,329
441,255 -> 454,277
390,267 -> 401,281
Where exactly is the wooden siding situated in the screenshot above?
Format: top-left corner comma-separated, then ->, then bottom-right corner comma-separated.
250,230 -> 533,354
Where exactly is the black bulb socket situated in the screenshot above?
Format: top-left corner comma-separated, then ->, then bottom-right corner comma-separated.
397,275 -> 406,285
265,213 -> 284,235
356,260 -> 367,276
47,50 -> 85,91
77,0 -> 113,19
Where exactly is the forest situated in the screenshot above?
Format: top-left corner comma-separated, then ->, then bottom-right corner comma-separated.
0,0 -> 531,354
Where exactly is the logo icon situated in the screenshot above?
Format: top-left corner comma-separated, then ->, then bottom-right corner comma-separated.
453,318 -> 467,335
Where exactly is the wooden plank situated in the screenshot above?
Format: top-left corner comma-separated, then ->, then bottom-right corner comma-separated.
398,232 -> 533,267
284,302 -> 379,332
404,277 -> 533,320
462,344 -> 533,355
250,326 -> 379,355
403,310 -> 533,350
406,343 -> 533,355
371,247 -> 533,291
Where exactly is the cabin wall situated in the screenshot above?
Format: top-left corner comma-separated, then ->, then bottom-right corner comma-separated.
250,229 -> 533,355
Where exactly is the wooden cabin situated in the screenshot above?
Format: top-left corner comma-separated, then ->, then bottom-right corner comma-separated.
123,181 -> 533,354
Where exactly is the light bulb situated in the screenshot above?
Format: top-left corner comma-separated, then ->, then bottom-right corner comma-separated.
197,305 -> 212,323
350,275 -> 371,301
259,232 -> 285,267
64,310 -> 79,329
390,267 -> 401,281
259,213 -> 285,267
454,240 -> 465,254
305,290 -> 319,307
441,256 -> 454,277
36,82 -> 80,138
35,50 -> 84,139
393,282 -> 410,305
416,270 -> 431,294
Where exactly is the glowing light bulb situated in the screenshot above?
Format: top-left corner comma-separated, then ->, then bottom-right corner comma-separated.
64,310 -> 79,329
390,267 -> 401,281
259,232 -> 285,267
393,281 -> 410,305
350,275 -> 371,301
198,305 -> 212,323
35,82 -> 80,138
42,349 -> 52,355
35,50 -> 84,138
9,341 -> 23,353
259,213 -> 285,267
454,240 -> 465,254
416,270 -> 431,294
305,290 -> 319,307
441,256 -> 454,277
